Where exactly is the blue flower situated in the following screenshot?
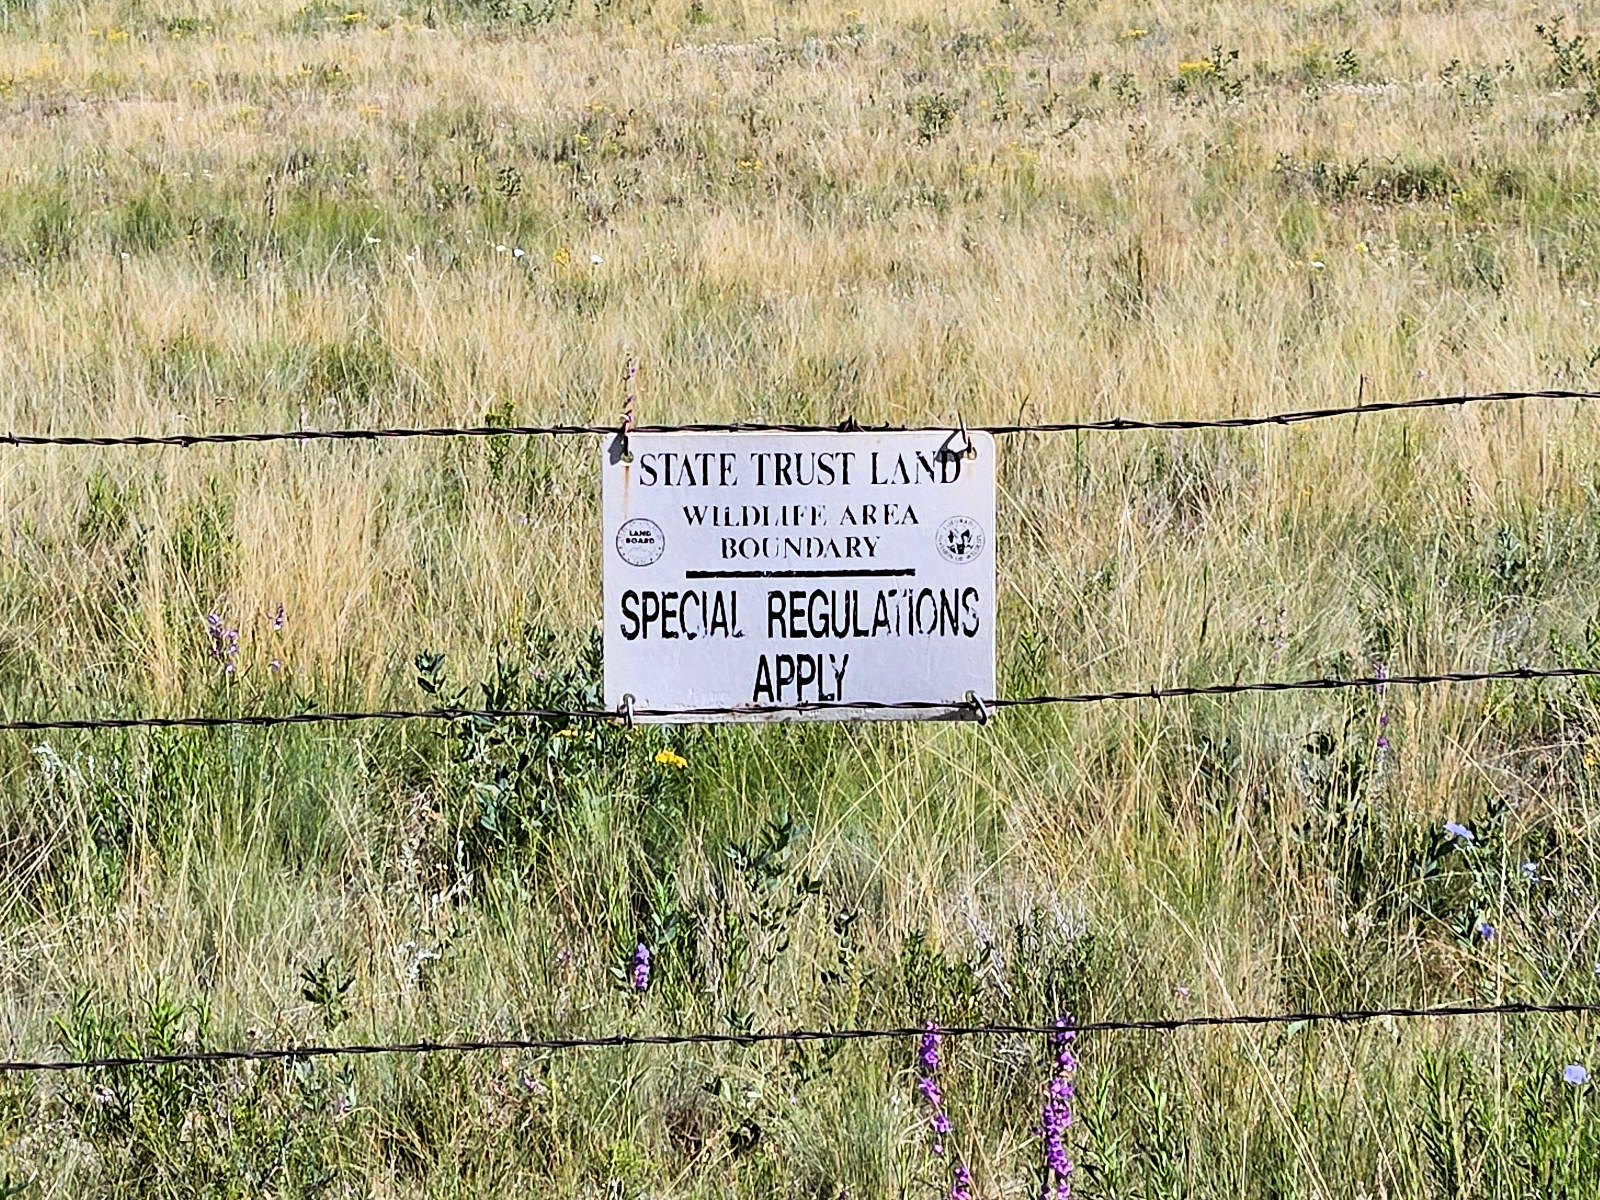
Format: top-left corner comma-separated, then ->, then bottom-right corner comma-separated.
1520,861 -> 1539,882
1443,822 -> 1474,841
1563,1063 -> 1589,1085
1475,921 -> 1495,941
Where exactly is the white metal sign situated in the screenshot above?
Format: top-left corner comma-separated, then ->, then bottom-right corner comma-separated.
601,431 -> 995,721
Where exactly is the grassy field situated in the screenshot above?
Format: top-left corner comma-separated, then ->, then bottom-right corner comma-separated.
2,0 -> 1600,1193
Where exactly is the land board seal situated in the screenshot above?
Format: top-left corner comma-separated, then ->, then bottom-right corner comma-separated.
616,518 -> 666,566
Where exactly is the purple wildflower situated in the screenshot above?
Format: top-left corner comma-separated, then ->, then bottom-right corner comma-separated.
1564,1063 -> 1590,1085
1476,921 -> 1496,941
630,943 -> 650,992
205,609 -> 239,673
915,1023 -> 971,1197
918,1022 -> 953,1158
271,602 -> 286,632
1443,821 -> 1474,842
1039,1017 -> 1077,1200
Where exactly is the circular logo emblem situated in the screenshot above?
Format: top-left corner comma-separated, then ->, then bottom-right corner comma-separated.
936,516 -> 985,564
616,518 -> 665,566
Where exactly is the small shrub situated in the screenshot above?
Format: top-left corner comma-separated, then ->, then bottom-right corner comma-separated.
1172,46 -> 1242,99
911,91 -> 959,142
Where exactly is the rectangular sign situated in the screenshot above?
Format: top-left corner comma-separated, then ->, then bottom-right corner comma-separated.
601,431 -> 995,721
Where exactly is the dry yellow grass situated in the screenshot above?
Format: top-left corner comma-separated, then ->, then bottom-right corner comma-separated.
0,0 -> 1599,1194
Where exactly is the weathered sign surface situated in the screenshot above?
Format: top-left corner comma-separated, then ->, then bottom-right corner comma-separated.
601,431 -> 995,721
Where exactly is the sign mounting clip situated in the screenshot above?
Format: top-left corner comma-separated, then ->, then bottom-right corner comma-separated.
618,357 -> 637,463
952,412 -> 977,461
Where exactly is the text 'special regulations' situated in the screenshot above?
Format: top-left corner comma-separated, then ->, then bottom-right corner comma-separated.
601,431 -> 996,722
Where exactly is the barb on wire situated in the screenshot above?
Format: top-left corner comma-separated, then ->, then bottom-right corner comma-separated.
0,665 -> 1594,735
1,389 -> 1595,449
0,998 -> 1594,1074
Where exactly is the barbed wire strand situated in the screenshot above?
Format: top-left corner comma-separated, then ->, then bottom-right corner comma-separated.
3,389 -> 1597,449
7,998 -> 1597,1074
2,665 -> 1595,734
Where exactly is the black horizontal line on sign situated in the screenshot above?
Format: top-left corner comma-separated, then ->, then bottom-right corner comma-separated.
684,568 -> 917,579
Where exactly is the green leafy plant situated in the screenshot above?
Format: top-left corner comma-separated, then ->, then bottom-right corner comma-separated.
911,92 -> 959,141
300,956 -> 355,1029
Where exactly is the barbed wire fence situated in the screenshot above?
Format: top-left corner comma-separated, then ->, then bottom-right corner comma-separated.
1,665 -> 1596,733
3,384 -> 1599,1077
0,387 -> 1595,448
4,999 -> 1597,1075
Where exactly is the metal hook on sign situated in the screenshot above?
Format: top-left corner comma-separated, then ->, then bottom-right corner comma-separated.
965,690 -> 990,725
618,357 -> 637,463
620,693 -> 635,730
956,412 -> 976,460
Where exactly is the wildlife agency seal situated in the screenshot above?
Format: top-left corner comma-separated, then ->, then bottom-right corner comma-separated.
935,516 -> 984,564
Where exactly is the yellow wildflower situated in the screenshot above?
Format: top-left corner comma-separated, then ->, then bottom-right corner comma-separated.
555,727 -> 581,740
1121,27 -> 1149,41
357,103 -> 382,116
1178,59 -> 1216,75
654,748 -> 688,770
552,246 -> 570,267
341,10 -> 366,22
